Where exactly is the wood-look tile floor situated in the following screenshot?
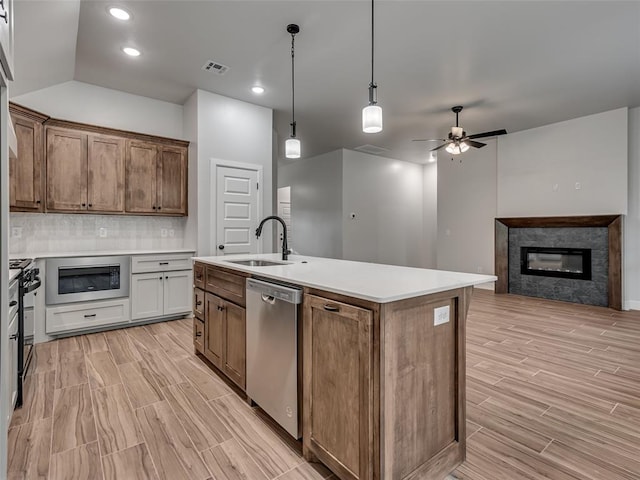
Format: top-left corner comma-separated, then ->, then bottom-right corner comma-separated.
7,319 -> 335,480
7,290 -> 640,480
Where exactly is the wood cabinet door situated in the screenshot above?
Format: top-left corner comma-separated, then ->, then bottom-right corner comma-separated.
194,317 -> 204,353
10,114 -> 43,211
204,293 -> 224,369
130,273 -> 164,320
125,140 -> 158,213
193,288 -> 205,318
223,300 -> 246,389
303,295 -> 373,480
46,127 -> 87,211
158,145 -> 187,215
87,134 -> 125,212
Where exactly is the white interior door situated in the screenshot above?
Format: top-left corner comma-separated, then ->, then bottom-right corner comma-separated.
277,186 -> 292,250
215,165 -> 259,256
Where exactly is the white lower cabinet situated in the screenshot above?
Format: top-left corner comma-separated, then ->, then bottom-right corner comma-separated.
131,270 -> 192,320
46,298 -> 130,334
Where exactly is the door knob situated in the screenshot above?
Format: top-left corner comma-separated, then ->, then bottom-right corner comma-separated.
218,245 -> 225,250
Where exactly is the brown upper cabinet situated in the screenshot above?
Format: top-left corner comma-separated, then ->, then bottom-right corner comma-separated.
9,103 -> 48,212
46,127 -> 125,213
8,103 -> 188,217
125,140 -> 187,215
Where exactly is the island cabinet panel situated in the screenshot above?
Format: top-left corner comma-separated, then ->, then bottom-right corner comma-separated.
303,286 -> 471,480
303,294 -> 374,480
204,292 -> 224,369
9,104 -> 47,212
196,263 -> 248,391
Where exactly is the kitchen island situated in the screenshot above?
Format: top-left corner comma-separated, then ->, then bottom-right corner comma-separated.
192,254 -> 495,480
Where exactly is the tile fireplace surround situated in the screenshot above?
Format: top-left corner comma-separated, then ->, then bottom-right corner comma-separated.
495,215 -> 622,310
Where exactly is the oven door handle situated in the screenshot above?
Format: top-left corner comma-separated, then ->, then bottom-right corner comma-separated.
24,278 -> 41,294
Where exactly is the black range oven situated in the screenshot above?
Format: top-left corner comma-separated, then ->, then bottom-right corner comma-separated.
9,258 -> 41,408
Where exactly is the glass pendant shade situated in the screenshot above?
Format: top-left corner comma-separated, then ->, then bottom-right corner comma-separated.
285,137 -> 301,158
362,105 -> 383,133
445,141 -> 470,155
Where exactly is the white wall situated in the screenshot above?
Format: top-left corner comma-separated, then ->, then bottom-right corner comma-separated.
422,162 -> 438,268
191,89 -> 273,256
497,108 -> 628,216
437,141 -> 497,275
11,80 -> 184,139
342,149 -> 425,267
278,150 -> 343,259
626,107 -> 640,309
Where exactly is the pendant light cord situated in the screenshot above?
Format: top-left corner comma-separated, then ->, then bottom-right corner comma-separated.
370,0 -> 374,88
290,31 -> 296,136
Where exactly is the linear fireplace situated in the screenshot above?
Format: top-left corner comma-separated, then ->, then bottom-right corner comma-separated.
521,247 -> 592,281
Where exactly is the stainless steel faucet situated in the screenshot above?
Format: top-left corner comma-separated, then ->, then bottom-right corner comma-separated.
255,215 -> 290,261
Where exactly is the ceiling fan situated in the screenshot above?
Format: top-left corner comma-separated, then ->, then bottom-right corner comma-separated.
413,106 -> 507,155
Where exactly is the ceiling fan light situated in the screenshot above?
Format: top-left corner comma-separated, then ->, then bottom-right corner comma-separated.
445,142 -> 470,155
285,137 -> 301,159
459,141 -> 470,153
362,105 -> 383,133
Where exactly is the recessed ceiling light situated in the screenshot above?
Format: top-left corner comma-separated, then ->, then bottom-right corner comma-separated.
109,7 -> 131,20
251,86 -> 265,94
122,47 -> 141,57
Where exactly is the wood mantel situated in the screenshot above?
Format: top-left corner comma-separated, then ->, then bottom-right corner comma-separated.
495,215 -> 623,310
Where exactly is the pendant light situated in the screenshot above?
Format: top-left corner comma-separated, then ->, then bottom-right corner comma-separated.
362,0 -> 382,133
285,24 -> 301,159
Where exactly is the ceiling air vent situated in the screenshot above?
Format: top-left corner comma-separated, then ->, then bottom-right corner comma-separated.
354,144 -> 390,156
202,60 -> 230,75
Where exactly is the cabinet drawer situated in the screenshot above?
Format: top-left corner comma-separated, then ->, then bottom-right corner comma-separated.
46,298 -> 130,334
205,266 -> 246,306
194,317 -> 204,352
132,253 -> 193,273
194,262 -> 205,289
194,288 -> 205,318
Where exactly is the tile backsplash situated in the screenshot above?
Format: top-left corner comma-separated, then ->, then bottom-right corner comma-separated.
9,213 -> 188,255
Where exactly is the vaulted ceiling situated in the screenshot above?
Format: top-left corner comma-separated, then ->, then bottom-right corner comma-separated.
12,1 -> 640,162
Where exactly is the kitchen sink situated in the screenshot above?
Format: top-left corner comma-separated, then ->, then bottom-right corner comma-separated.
225,259 -> 290,267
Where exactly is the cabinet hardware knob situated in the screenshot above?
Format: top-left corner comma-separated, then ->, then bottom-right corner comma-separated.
159,277 -> 163,280
9,333 -> 18,340
152,206 -> 157,210
195,332 -> 202,337
159,262 -> 169,265
81,203 -> 86,207
9,300 -> 17,307
218,245 -> 225,250
88,204 -> 92,207
217,305 -> 225,311
36,200 -> 41,204
84,313 -> 97,318
165,276 -> 168,279
158,206 -> 161,210
323,304 -> 340,312
0,12 -> 7,24
196,300 -> 202,306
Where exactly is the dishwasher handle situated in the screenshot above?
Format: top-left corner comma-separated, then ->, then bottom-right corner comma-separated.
261,294 -> 276,305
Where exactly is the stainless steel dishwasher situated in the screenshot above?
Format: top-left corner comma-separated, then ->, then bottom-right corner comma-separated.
246,277 -> 302,439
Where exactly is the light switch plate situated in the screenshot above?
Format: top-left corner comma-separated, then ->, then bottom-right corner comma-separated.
434,305 -> 450,326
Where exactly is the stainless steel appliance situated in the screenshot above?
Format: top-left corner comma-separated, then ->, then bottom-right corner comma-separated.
9,258 -> 41,407
45,256 -> 130,305
246,277 -> 302,439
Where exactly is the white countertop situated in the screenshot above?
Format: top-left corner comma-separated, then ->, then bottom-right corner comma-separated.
11,248 -> 196,260
194,254 -> 496,303
9,269 -> 21,284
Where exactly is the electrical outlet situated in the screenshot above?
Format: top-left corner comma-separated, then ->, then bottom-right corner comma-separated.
160,228 -> 168,238
434,305 -> 450,326
169,229 -> 175,237
11,227 -> 22,238
99,228 -> 107,238
575,182 -> 581,190
477,266 -> 484,273
552,183 -> 559,192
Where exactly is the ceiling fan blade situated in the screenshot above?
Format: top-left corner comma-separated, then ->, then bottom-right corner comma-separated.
467,129 -> 508,140
412,138 -> 446,142
431,142 -> 451,152
465,140 -> 486,148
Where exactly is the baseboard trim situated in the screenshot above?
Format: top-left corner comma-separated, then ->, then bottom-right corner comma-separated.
474,282 -> 495,291
624,300 -> 640,311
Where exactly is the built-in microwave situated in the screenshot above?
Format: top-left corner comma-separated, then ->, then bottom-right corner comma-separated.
45,256 -> 130,305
